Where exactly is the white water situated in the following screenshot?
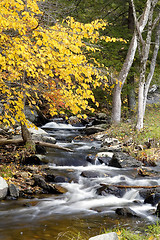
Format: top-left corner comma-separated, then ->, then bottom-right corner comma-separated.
0,121 -> 159,237
42,121 -> 85,130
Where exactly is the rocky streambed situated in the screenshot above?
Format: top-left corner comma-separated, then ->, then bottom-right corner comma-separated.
0,116 -> 160,239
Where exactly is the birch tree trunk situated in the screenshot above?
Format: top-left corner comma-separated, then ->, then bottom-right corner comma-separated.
136,0 -> 159,130
143,21 -> 160,114
112,0 -> 151,123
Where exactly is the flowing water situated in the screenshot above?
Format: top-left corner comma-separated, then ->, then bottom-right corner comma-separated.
0,121 -> 159,239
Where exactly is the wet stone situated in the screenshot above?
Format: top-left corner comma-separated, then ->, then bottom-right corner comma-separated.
96,184 -> 125,198
144,193 -> 160,206
109,152 -> 142,168
115,207 -> 139,218
80,171 -> 107,178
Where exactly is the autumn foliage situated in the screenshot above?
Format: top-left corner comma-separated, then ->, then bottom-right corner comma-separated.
0,0 -> 121,126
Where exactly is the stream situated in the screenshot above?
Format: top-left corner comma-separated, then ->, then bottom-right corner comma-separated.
0,121 -> 159,239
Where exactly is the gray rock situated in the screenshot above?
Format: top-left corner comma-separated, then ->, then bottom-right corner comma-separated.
102,138 -> 120,147
89,232 -> 118,240
101,138 -> 121,152
116,207 -> 139,217
85,126 -> 105,135
27,127 -> 56,144
8,184 -> 19,198
109,152 -> 142,168
68,116 -> 80,126
96,113 -> 107,120
32,133 -> 56,144
96,152 -> 114,164
25,106 -> 38,123
34,174 -> 50,191
80,171 -> 107,178
139,188 -> 160,199
0,177 -> 8,200
144,193 -> 160,206
96,184 -> 125,198
96,152 -> 114,158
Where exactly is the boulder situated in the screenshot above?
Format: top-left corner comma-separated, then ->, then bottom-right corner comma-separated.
96,184 -> 125,198
25,106 -> 38,123
139,188 -> 160,200
0,177 -> 8,200
68,116 -> 81,126
102,138 -> 120,147
144,193 -> 160,206
115,207 -> 139,217
89,232 -> 118,240
24,155 -> 46,165
109,152 -> 142,168
80,171 -> 107,178
85,126 -> 105,135
101,138 -> 121,152
28,126 -> 56,144
33,174 -> 67,194
96,152 -> 113,165
96,113 -> 107,120
8,183 -> 19,198
34,174 -> 50,192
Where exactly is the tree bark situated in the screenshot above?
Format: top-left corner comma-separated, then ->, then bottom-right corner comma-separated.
0,138 -> 73,152
136,1 -> 158,130
112,0 -> 151,123
143,20 -> 160,114
112,83 -> 121,123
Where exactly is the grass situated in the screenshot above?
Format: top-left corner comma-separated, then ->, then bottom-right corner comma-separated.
58,222 -> 160,240
0,164 -> 14,181
103,104 -> 160,165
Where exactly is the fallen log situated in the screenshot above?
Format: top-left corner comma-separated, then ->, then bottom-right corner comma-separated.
0,138 -> 24,145
34,141 -> 73,152
101,184 -> 160,189
0,138 -> 73,152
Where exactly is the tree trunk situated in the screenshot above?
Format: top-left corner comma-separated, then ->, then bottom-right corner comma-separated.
143,20 -> 160,114
112,0 -> 151,123
136,81 -> 145,130
136,1 -> 158,130
127,2 -> 136,113
127,75 -> 136,113
112,83 -> 121,123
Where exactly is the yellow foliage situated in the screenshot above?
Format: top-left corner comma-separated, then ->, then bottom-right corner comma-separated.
0,0 -> 120,126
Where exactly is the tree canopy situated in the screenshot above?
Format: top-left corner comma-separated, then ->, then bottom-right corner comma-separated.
0,0 -> 125,128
